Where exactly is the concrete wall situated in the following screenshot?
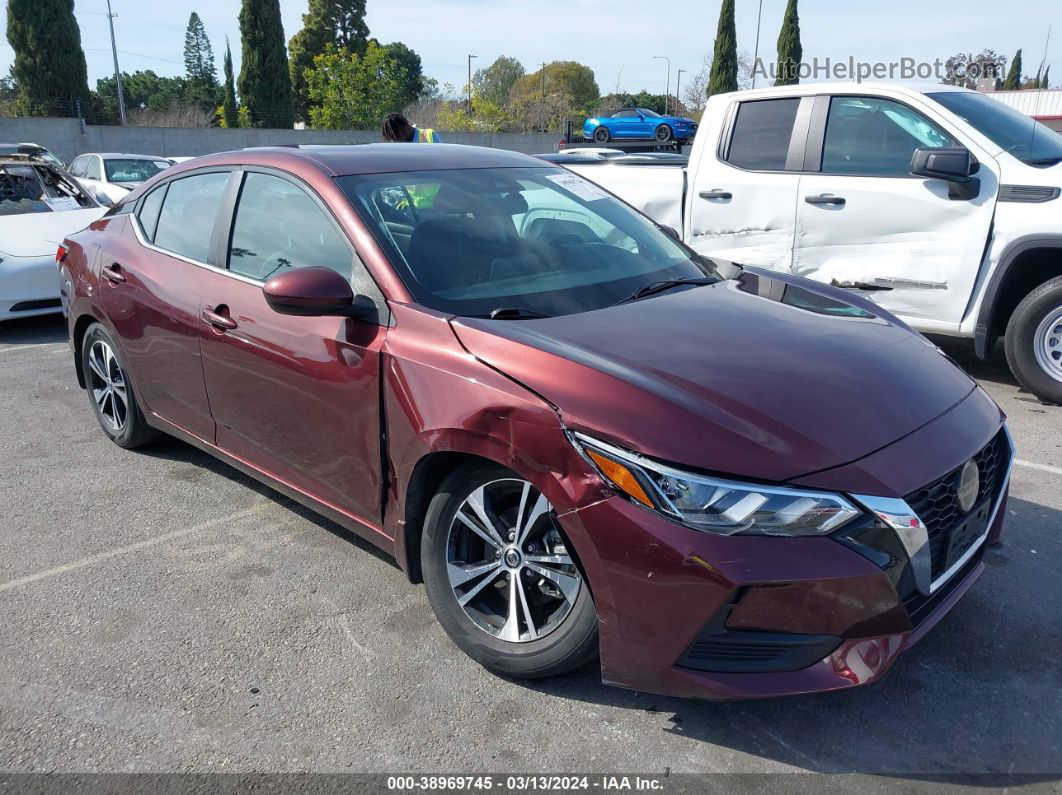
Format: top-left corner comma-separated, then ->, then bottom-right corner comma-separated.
0,117 -> 561,162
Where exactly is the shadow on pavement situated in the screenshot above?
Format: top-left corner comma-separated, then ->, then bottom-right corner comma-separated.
0,314 -> 68,346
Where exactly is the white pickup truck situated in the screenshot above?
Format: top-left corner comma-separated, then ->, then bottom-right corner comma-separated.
562,83 -> 1062,403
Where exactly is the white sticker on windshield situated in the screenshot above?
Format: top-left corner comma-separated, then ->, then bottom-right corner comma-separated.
545,172 -> 609,202
43,197 -> 80,211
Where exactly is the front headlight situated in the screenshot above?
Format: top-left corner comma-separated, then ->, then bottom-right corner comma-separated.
571,432 -> 860,536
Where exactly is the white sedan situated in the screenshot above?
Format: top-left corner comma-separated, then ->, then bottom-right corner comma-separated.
1,153 -> 106,322
67,152 -> 170,205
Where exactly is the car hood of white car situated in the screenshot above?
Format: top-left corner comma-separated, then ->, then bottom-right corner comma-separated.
0,207 -> 107,257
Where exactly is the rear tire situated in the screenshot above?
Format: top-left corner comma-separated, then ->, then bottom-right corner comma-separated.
1004,275 -> 1062,404
593,126 -> 610,143
81,323 -> 159,448
421,461 -> 598,679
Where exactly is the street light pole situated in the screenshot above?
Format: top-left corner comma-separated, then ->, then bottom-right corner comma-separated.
467,54 -> 477,114
676,69 -> 686,112
652,56 -> 671,115
106,0 -> 127,125
751,0 -> 764,89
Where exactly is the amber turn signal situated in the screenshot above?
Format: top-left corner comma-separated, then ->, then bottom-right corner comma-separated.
586,449 -> 654,508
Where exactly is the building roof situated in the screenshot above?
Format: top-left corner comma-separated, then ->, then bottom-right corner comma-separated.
985,90 -> 1062,120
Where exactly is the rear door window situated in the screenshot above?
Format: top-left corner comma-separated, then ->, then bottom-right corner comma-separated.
152,172 -> 230,262
137,185 -> 167,242
725,98 -> 801,171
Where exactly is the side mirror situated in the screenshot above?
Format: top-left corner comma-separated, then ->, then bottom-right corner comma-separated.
263,266 -> 374,319
94,191 -> 114,207
659,225 -> 681,242
910,147 -> 976,182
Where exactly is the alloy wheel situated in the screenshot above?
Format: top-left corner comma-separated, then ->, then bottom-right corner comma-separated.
446,478 -> 582,643
87,339 -> 129,433
1033,306 -> 1062,384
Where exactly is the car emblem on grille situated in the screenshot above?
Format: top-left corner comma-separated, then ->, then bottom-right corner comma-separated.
957,459 -> 980,513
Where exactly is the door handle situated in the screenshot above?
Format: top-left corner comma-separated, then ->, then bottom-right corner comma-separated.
101,263 -> 126,283
202,307 -> 237,331
699,189 -> 733,200
805,194 -> 846,206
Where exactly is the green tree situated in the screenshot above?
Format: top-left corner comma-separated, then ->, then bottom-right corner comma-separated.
0,68 -> 16,116
383,41 -> 424,108
1042,65 -> 1051,89
222,38 -> 239,128
305,42 -> 406,129
239,0 -> 293,127
184,12 -> 217,87
6,0 -> 93,118
473,56 -> 525,107
707,0 -> 737,97
94,70 -> 190,123
512,61 -> 599,112
774,0 -> 802,86
1003,49 -> 1023,90
288,0 -> 369,121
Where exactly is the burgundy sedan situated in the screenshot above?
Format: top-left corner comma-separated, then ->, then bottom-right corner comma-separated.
58,144 -> 1012,700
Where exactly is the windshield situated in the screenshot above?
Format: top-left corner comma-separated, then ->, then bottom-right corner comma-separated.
104,159 -> 169,184
638,108 -> 661,118
0,163 -> 96,216
338,166 -> 715,317
928,91 -> 1062,166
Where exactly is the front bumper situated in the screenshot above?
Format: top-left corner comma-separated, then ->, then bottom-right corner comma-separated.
558,404 -> 1011,701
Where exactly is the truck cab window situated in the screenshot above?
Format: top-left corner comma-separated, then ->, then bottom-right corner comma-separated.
725,98 -> 801,171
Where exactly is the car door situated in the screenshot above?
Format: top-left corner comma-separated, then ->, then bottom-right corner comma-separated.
793,94 -> 998,326
686,96 -> 809,270
99,170 -> 232,440
610,110 -> 641,140
197,169 -> 389,526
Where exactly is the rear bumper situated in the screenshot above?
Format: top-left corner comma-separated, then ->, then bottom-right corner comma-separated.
559,478 -> 1005,702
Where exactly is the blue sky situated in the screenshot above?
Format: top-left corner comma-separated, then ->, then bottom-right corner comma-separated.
1,1 -> 1059,97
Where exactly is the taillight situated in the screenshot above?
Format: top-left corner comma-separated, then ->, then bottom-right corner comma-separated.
55,245 -> 68,265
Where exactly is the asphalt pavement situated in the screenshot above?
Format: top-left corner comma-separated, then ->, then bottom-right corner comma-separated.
0,314 -> 1060,779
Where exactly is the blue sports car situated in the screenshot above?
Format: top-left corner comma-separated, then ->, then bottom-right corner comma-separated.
582,108 -> 697,143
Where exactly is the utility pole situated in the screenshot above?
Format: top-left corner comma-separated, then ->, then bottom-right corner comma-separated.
652,56 -> 670,115
467,54 -> 477,114
106,0 -> 127,125
676,69 -> 686,112
751,0 -> 764,89
540,62 -> 547,132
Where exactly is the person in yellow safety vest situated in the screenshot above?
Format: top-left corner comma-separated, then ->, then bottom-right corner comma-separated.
381,113 -> 442,144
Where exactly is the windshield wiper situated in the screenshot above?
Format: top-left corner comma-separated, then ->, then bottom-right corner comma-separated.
487,307 -> 553,320
612,277 -> 716,306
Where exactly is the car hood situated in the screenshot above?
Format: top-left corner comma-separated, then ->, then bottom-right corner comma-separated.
0,207 -> 106,257
451,270 -> 976,483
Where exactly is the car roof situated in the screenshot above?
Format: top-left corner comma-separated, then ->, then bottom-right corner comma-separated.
712,82 -> 975,101
79,152 -> 170,160
171,143 -> 548,177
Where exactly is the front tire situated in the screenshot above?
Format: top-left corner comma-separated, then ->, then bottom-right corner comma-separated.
421,462 -> 598,679
1004,275 -> 1062,404
655,124 -> 673,142
81,323 -> 159,448
593,126 -> 610,143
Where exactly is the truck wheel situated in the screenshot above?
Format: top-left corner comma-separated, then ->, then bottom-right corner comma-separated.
593,127 -> 610,143
1004,275 -> 1062,404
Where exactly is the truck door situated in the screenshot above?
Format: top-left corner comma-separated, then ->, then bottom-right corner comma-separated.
686,96 -> 809,271
792,94 -> 998,327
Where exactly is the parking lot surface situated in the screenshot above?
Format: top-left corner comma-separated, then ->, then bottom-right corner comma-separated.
1,314 -> 1060,777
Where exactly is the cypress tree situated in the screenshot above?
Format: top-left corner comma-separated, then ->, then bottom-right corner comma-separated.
288,0 -> 369,122
6,0 -> 93,118
1003,49 -> 1022,90
774,0 -> 802,86
1041,66 -> 1051,89
222,38 -> 239,128
707,0 -> 737,97
239,0 -> 294,128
